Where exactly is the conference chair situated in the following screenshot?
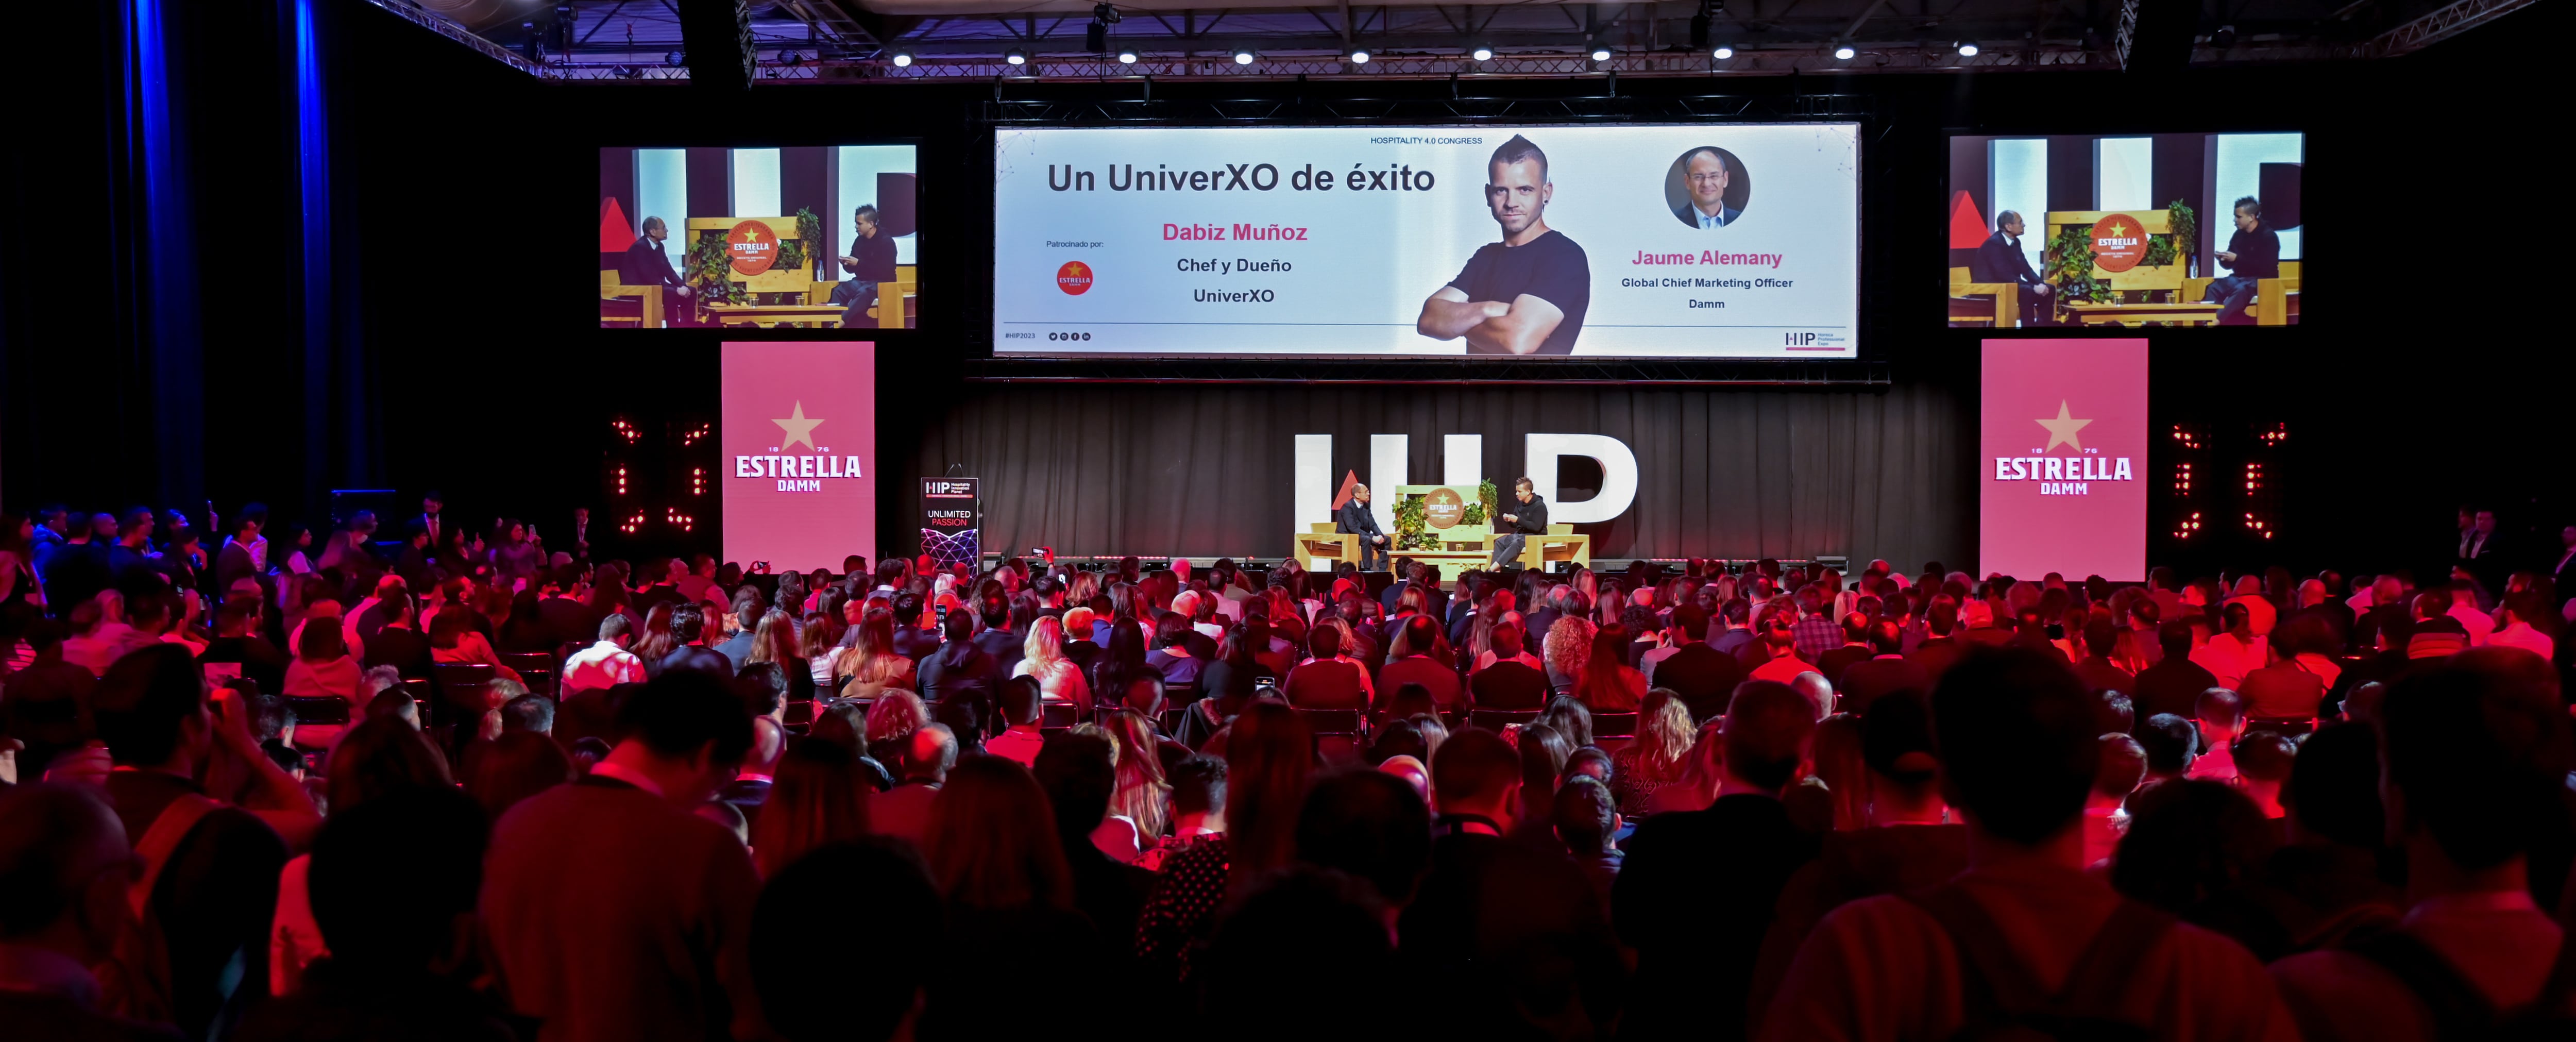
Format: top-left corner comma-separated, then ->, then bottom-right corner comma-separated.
1947,266 -> 2022,328
1589,712 -> 1639,740
1296,708 -> 1368,764
499,652 -> 558,699
1468,707 -> 1543,731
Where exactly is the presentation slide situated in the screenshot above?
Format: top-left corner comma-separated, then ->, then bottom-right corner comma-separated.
599,145 -> 917,329
1979,339 -> 2147,582
1947,132 -> 2302,328
721,342 -> 877,575
994,124 -> 1859,358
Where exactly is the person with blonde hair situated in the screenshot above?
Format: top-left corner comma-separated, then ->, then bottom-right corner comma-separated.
832,607 -> 914,700
1609,690 -> 1698,816
1095,708 -> 1172,858
1012,615 -> 1094,710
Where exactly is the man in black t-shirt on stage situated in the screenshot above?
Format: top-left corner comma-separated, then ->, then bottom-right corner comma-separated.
1416,135 -> 1591,355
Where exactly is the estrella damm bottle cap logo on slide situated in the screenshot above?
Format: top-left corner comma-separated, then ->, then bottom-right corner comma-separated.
1056,260 -> 1095,295
2088,214 -> 2147,273
726,220 -> 779,276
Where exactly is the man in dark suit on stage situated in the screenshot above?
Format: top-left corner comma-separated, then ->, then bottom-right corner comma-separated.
1970,211 -> 2051,326
1489,477 -> 1549,569
617,217 -> 692,326
1337,484 -> 1389,571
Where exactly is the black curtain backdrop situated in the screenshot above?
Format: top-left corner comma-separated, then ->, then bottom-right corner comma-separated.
905,380 -> 1971,568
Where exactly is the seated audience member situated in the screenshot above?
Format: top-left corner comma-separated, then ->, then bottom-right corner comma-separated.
1293,769 -> 1434,912
1572,624 -> 1647,711
2086,733 -> 2149,867
1137,755 -> 1226,872
2072,619 -> 2135,695
93,645 -> 312,1036
1197,868 -> 1405,1041
2262,722 -> 2404,953
1377,615 -> 1465,714
1468,625 -> 1550,710
462,729 -> 573,825
1836,619 -> 1928,716
1758,648 -> 2299,1041
235,788 -> 514,1042
282,623 -> 361,703
749,741 -> 873,879
1404,728 -> 1623,1038
198,598 -> 289,694
479,669 -> 761,1042
1608,690 -> 1697,816
1144,613 -> 1206,687
2240,628 -> 2329,726
869,723 -> 957,847
561,614 -> 645,694
1010,616 -> 1092,710
2486,590 -> 2555,661
1036,729 -> 1155,968
751,841 -> 939,1042
2133,622 -> 2218,721
652,607 -> 731,681
1746,614 -> 1816,686
1618,681 -> 1821,1041
919,755 -> 1105,1040
0,784 -> 188,1041
1555,775 -> 1623,917
2137,712 -> 2200,787
1138,702 -> 1311,986
2271,649 -> 2576,1037
1751,694 -> 1971,1017
2235,731 -> 2297,819
2112,779 -> 2289,961
1283,626 -> 1369,710
916,610 -> 997,714
2189,687 -> 2248,783
986,676 -> 1047,767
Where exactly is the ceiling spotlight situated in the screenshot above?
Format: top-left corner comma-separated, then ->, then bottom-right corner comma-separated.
2211,24 -> 2238,48
1713,45 -> 1734,59
1590,46 -> 1613,62
1471,45 -> 1493,61
1956,41 -> 1978,57
664,50 -> 685,66
1349,48 -> 1369,64
1233,48 -> 1256,64
777,49 -> 802,65
1833,43 -> 1856,60
891,51 -> 912,67
1005,48 -> 1028,66
1117,49 -> 1138,64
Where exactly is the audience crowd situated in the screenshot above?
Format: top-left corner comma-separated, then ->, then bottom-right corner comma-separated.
6,497 -> 2576,1041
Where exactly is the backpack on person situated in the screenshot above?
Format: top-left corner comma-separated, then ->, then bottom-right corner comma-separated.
1902,884 -> 2174,1042
95,792 -> 223,1026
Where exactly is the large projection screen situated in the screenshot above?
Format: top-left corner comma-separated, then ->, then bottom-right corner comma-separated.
994,124 -> 1859,358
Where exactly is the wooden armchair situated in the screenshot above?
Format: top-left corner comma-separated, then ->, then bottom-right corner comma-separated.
1947,266 -> 2021,328
814,263 -> 918,329
1294,523 -> 1357,571
2181,260 -> 2301,326
1481,523 -> 1592,572
599,270 -> 665,328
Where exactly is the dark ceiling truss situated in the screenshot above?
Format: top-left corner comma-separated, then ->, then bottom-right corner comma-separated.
371,0 -> 2527,80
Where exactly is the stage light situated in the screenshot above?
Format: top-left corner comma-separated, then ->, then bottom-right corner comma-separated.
891,51 -> 912,67
1349,48 -> 1368,64
1118,49 -> 1138,64
664,50 -> 685,66
777,49 -> 802,65
1714,45 -> 1733,59
1233,48 -> 1257,64
1471,45 -> 1493,61
1833,42 -> 1856,60
1590,46 -> 1613,62
2211,24 -> 2238,48
1005,48 -> 1028,66
1956,41 -> 1978,57
1086,22 -> 1107,53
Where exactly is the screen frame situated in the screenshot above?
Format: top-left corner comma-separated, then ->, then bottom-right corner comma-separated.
988,120 -> 1866,362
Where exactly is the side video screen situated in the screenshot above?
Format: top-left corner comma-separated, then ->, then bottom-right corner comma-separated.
598,145 -> 917,329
